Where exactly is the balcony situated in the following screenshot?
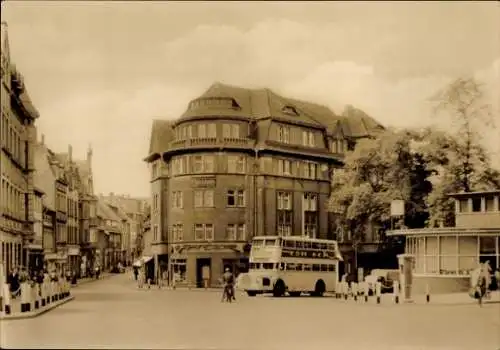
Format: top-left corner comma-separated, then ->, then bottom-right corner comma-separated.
168,137 -> 253,153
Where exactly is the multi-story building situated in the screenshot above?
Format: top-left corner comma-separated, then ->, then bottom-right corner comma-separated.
144,83 -> 384,287
95,199 -> 122,270
34,135 -> 58,271
0,23 -> 40,275
99,193 -> 149,265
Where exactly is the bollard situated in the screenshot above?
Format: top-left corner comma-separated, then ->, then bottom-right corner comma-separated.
20,283 -> 32,313
343,282 -> 349,300
45,282 -> 50,304
393,281 -> 399,304
51,282 -> 57,302
426,284 -> 430,303
337,282 -> 343,299
32,284 -> 39,310
375,282 -> 382,304
3,284 -> 11,314
352,282 -> 358,301
0,282 -> 3,312
364,282 -> 369,302
41,282 -> 47,307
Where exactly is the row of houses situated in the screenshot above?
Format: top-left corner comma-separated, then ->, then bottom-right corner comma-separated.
0,22 -> 148,278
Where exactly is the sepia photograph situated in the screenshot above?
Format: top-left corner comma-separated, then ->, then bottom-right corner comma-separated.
0,1 -> 499,349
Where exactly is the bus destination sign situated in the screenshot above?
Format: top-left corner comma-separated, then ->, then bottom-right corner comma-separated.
281,249 -> 335,259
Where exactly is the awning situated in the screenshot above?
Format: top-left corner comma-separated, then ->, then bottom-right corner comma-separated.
133,256 -> 154,267
334,242 -> 344,261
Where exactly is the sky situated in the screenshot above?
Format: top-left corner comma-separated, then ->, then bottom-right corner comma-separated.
2,1 -> 499,198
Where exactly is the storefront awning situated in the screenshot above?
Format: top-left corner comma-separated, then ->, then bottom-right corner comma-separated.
133,256 -> 154,267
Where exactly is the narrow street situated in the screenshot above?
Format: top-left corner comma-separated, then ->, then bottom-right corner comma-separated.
1,273 -> 499,350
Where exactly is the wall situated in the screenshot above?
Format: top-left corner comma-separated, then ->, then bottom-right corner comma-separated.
412,275 -> 470,294
456,213 -> 500,229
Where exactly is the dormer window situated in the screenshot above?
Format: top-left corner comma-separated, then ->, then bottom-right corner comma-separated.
282,105 -> 299,116
189,97 -> 240,110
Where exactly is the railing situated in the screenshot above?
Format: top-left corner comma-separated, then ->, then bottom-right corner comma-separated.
169,137 -> 252,150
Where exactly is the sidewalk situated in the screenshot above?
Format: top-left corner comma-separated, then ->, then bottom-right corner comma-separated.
0,295 -> 74,321
327,290 -> 500,306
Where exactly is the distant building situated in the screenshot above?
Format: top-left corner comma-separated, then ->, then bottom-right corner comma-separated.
99,193 -> 149,264
388,190 -> 500,294
0,23 -> 40,275
144,82 -> 385,287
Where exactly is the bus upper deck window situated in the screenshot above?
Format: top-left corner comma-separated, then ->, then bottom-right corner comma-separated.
284,240 -> 295,248
296,241 -> 303,249
303,241 -> 311,249
253,240 -> 263,247
311,242 -> 320,250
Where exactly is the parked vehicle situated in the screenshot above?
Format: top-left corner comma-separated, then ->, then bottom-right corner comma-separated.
364,269 -> 400,295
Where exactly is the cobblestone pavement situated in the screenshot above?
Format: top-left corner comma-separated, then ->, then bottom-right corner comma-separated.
1,273 -> 499,350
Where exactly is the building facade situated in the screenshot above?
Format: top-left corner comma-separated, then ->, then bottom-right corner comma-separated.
0,23 -> 40,275
99,193 -> 149,265
144,83 -> 385,287
388,190 -> 500,294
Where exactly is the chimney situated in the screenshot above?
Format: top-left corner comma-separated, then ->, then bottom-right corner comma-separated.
68,144 -> 73,163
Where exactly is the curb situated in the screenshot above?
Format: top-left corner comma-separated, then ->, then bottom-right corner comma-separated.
0,296 -> 75,321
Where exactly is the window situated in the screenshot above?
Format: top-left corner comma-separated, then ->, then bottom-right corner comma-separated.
278,159 -> 291,175
278,125 -> 290,143
194,190 -> 214,208
302,131 -> 315,147
459,199 -> 469,213
485,196 -> 496,212
153,194 -> 159,210
172,191 -> 183,209
472,197 -> 482,212
223,124 -> 240,139
193,156 -> 203,173
227,223 -> 246,241
194,224 -> 214,241
153,225 -> 159,241
203,155 -> 215,173
303,162 -> 316,179
304,212 -> 318,238
227,190 -> 245,207
226,224 -> 236,241
303,193 -> 317,211
228,155 -> 246,173
152,163 -> 158,179
237,224 -> 246,240
172,157 -> 185,175
207,124 -> 216,138
197,124 -> 206,138
172,224 -> 184,241
172,258 -> 187,282
277,192 -> 292,210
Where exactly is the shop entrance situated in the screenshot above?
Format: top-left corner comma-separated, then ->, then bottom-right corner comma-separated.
196,258 -> 211,288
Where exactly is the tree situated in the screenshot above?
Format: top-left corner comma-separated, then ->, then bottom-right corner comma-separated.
430,77 -> 495,192
328,129 -> 435,247
424,77 -> 500,226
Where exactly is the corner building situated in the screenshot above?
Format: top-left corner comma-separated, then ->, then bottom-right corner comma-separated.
145,83 -> 383,287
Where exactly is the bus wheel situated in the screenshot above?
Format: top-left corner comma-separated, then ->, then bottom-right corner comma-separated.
313,280 -> 326,297
246,291 -> 257,297
273,279 -> 286,297
289,291 -> 301,297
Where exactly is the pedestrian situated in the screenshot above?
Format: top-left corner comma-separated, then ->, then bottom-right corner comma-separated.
133,266 -> 138,281
7,267 -> 20,299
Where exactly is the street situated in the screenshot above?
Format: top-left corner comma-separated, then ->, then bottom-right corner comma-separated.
1,273 -> 499,350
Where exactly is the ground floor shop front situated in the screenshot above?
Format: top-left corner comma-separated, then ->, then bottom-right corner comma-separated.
169,243 -> 249,288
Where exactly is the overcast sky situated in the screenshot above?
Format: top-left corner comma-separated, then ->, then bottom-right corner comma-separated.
2,1 -> 499,197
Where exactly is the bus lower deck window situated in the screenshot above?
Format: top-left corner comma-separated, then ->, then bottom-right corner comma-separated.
328,265 -> 335,272
320,264 -> 328,272
312,264 -> 320,271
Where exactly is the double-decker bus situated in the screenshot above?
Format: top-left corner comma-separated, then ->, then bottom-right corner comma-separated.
240,235 -> 343,297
